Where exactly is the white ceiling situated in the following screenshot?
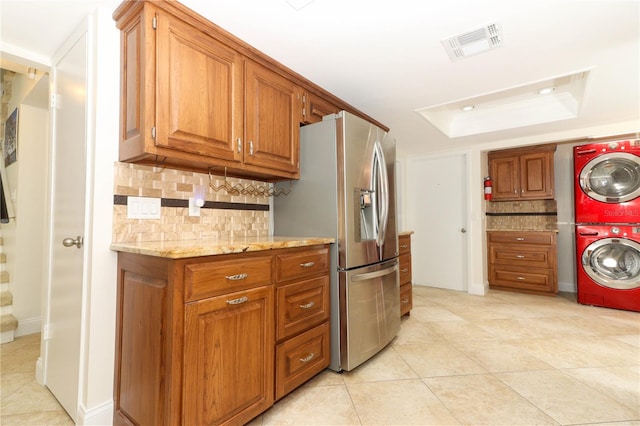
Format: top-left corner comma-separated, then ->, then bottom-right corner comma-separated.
1,0 -> 639,157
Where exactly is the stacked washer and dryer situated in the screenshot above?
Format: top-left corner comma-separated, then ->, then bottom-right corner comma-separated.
573,139 -> 640,312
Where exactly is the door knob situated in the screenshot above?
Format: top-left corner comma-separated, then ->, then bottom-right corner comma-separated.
460,228 -> 467,233
62,236 -> 83,248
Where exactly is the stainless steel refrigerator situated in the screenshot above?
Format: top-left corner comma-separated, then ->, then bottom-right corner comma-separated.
274,111 -> 400,372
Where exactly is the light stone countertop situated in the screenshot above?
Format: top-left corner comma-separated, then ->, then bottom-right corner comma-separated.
399,230 -> 414,236
110,236 -> 335,259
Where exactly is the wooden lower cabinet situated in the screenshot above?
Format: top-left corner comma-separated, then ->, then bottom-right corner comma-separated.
399,234 -> 413,316
113,244 -> 330,426
487,231 -> 558,295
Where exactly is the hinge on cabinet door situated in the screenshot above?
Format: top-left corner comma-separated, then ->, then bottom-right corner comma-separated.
151,126 -> 157,140
152,16 -> 157,29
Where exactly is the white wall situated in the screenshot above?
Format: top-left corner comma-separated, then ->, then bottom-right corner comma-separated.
555,143 -> 577,292
1,73 -> 49,336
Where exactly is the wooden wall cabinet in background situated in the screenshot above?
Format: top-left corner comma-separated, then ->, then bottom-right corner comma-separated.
488,145 -> 556,201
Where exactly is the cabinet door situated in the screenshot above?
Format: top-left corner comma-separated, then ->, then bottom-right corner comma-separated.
490,156 -> 520,200
244,60 -> 301,174
156,11 -> 243,162
519,151 -> 554,199
183,286 -> 274,426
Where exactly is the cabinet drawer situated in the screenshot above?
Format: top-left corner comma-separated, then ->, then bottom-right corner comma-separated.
489,245 -> 554,268
276,276 -> 329,341
185,256 -> 272,302
399,235 -> 411,255
399,254 -> 412,285
489,266 -> 554,293
275,247 -> 329,283
488,232 -> 554,245
275,322 -> 330,400
400,283 -> 412,317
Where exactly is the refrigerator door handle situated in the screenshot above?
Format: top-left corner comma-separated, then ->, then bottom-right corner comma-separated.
351,264 -> 398,282
373,140 -> 389,248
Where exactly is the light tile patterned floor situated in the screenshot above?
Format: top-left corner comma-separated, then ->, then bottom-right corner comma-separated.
1,286 -> 638,425
251,286 -> 640,426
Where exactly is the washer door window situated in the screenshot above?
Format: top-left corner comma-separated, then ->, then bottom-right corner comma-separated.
579,153 -> 640,203
582,238 -> 640,290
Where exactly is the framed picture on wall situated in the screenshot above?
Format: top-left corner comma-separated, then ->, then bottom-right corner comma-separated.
4,107 -> 18,167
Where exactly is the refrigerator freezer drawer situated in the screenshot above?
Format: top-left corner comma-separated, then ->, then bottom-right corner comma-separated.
339,259 -> 400,371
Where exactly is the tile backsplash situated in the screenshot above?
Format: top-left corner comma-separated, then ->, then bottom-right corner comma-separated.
485,200 -> 558,231
112,162 -> 271,243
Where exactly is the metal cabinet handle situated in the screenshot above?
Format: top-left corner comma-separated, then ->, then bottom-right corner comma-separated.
226,273 -> 248,281
300,353 -> 315,363
236,138 -> 242,153
515,237 -> 525,241
249,141 -> 254,155
401,268 -> 409,273
62,236 -> 83,248
516,276 -> 525,280
299,261 -> 315,268
515,255 -> 525,259
400,244 -> 408,249
299,301 -> 315,309
401,298 -> 409,304
227,296 -> 248,305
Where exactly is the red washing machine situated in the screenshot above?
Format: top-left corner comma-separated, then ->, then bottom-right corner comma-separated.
576,224 -> 640,312
574,139 -> 640,224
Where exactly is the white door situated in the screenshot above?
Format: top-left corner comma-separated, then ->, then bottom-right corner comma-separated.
44,31 -> 88,422
406,154 -> 467,291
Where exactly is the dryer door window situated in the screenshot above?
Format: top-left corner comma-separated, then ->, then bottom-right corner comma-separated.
582,238 -> 640,289
579,153 -> 640,203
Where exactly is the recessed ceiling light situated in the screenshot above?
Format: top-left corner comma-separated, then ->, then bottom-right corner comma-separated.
537,87 -> 555,95
462,105 -> 475,111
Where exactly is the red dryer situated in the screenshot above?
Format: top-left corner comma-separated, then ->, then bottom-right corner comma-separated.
574,140 -> 640,224
575,224 -> 640,312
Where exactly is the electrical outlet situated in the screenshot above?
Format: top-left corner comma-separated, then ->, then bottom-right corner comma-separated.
127,197 -> 161,219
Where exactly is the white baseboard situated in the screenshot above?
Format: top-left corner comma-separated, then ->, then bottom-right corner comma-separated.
1,330 -> 15,344
15,316 -> 41,337
468,281 -> 488,296
77,400 -> 113,426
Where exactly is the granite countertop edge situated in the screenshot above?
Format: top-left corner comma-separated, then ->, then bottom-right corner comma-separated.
110,236 -> 335,259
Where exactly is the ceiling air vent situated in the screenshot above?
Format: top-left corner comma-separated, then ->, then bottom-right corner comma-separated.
442,23 -> 503,61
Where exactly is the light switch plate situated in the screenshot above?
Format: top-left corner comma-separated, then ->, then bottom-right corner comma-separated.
127,197 -> 161,219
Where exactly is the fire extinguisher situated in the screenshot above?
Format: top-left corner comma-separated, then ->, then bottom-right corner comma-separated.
484,176 -> 493,201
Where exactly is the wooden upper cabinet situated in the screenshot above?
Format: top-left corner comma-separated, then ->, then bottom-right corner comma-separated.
302,92 -> 340,124
156,10 -> 243,162
114,0 -> 388,180
244,60 -> 301,174
489,146 -> 555,201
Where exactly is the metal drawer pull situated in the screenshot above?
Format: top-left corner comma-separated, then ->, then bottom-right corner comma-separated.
515,237 -> 525,241
400,244 -> 408,248
227,296 -> 248,305
300,301 -> 315,309
515,255 -> 525,259
401,298 -> 409,304
299,261 -> 315,268
401,268 -> 409,273
516,276 -> 526,280
226,273 -> 248,281
300,353 -> 315,363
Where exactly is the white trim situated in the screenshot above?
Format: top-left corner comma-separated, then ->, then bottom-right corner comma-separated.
77,400 -> 113,426
35,356 -> 44,385
558,281 -> 576,293
14,316 -> 41,337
